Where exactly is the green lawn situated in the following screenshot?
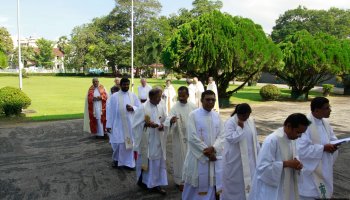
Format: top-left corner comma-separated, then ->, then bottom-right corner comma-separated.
0,76 -> 186,120
0,76 -> 321,121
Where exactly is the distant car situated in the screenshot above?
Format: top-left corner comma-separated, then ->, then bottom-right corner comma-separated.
88,68 -> 104,75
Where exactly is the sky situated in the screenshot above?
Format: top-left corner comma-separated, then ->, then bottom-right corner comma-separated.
0,0 -> 349,41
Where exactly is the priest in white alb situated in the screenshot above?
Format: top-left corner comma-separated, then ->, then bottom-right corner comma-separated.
132,88 -> 168,195
207,77 -> 219,112
193,77 -> 205,108
164,86 -> 196,190
249,113 -> 311,200
182,90 -> 225,200
163,79 -> 176,115
186,78 -> 196,105
106,78 -> 141,169
297,97 -> 339,199
221,103 -> 260,200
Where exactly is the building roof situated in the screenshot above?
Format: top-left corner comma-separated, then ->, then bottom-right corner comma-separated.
33,48 -> 64,57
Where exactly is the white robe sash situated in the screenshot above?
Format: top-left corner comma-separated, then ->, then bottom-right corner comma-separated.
274,128 -> 299,200
308,113 -> 331,198
195,110 -> 222,195
233,115 -> 258,198
118,92 -> 134,149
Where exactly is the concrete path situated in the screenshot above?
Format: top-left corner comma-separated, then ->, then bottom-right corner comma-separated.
0,96 -> 349,200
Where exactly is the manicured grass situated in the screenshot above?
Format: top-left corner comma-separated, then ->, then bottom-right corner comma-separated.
0,76 -> 322,121
0,76 -> 186,120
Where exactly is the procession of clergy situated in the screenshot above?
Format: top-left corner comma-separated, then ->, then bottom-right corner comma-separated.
83,76 -> 341,200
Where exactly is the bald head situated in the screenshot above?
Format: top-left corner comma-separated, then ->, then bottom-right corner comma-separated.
141,78 -> 147,87
92,77 -> 99,87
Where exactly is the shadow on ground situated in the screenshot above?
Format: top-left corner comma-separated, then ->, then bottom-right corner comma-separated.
0,96 -> 349,199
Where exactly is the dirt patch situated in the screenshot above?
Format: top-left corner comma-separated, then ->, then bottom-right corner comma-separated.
0,96 -> 349,199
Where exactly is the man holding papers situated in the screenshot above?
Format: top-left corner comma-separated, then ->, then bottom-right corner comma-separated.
297,97 -> 339,199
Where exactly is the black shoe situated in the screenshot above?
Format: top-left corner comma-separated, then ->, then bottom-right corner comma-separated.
137,180 -> 147,189
122,166 -> 136,171
150,186 -> 166,195
112,161 -> 118,168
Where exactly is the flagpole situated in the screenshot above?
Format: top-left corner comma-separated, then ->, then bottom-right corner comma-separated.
131,0 -> 134,92
17,0 -> 23,90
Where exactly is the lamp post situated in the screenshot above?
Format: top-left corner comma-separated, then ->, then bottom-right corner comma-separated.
17,0 -> 23,90
131,0 -> 134,92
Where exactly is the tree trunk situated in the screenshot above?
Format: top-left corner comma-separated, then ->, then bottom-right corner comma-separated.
291,88 -> 303,100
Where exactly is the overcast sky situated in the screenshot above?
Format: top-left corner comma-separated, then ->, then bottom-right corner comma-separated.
0,0 -> 349,41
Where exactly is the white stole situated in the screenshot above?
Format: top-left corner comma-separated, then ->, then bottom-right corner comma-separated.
274,128 -> 299,200
93,88 -> 102,119
175,112 -> 187,162
195,110 -> 222,195
308,113 -> 332,198
118,92 -> 134,149
233,115 -> 258,199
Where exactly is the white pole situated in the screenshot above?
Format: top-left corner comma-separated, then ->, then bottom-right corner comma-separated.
131,0 -> 134,92
17,0 -> 23,90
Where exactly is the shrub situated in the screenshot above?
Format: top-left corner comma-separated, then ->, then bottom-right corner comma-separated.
0,87 -> 31,116
322,84 -> 334,97
175,74 -> 182,80
260,84 -> 280,100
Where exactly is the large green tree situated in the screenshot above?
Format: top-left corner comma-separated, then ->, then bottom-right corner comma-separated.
35,38 -> 54,68
162,11 -> 282,98
276,30 -> 343,99
272,6 -> 350,43
0,51 -> 7,69
0,27 -> 14,68
192,0 -> 222,16
0,27 -> 13,55
337,39 -> 350,94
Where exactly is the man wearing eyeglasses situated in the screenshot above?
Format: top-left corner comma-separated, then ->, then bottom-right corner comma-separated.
182,90 -> 225,200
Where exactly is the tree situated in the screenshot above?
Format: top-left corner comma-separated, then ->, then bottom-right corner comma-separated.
162,11 -> 282,98
0,27 -> 14,68
12,46 -> 36,68
272,6 -> 350,43
276,30 -> 342,99
0,27 -> 13,55
34,38 -> 54,68
192,0 -> 222,16
0,51 -> 7,69
337,39 -> 350,94
68,23 -> 104,71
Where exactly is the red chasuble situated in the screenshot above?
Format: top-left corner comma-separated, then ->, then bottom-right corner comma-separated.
87,85 -> 107,134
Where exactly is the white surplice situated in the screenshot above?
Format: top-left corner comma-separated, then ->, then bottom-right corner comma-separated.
297,114 -> 338,199
164,101 -> 197,185
249,128 -> 299,200
163,85 -> 176,115
182,108 -> 225,200
106,90 -> 141,167
132,101 -> 168,188
221,115 -> 260,200
137,84 -> 152,101
207,82 -> 219,113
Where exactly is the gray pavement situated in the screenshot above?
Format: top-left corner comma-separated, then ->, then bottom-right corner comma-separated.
0,96 -> 349,200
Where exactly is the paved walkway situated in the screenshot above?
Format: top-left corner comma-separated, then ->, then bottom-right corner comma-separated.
0,96 -> 349,199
